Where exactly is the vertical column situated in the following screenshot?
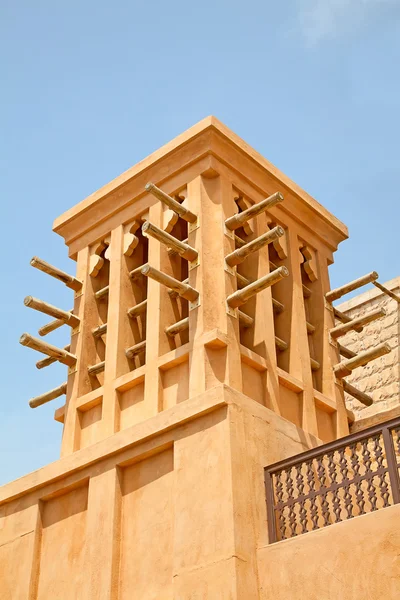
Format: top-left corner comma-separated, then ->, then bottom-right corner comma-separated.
102,225 -> 124,437
143,201 -> 164,414
187,173 -> 242,397
61,246 -> 90,456
239,207 -> 281,412
287,228 -> 318,437
318,249 -> 349,438
81,469 -> 121,599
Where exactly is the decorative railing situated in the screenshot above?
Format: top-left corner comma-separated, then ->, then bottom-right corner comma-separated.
264,417 -> 400,543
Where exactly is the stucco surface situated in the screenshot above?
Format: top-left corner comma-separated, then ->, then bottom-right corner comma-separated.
258,503 -> 400,600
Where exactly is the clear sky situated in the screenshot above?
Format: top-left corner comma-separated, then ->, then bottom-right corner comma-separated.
1,0 -> 399,485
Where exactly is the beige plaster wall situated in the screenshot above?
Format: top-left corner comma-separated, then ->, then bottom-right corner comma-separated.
2,384 -> 399,598
258,503 -> 400,600
337,277 -> 399,420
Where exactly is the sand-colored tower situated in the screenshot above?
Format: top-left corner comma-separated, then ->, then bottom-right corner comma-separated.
1,117 -> 397,599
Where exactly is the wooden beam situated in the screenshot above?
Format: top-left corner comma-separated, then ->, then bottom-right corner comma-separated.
142,221 -> 198,261
225,226 -> 284,267
36,345 -> 71,369
24,296 -> 80,328
273,298 -> 284,314
141,264 -> 199,302
338,343 -> 357,359
333,307 -> 363,333
127,300 -> 147,318
165,317 -> 189,337
236,272 -> 251,289
238,311 -> 254,328
145,182 -> 197,224
30,256 -> 82,292
334,342 -> 391,378
95,285 -> 109,301
125,340 -> 146,359
225,192 -> 283,231
38,311 -> 73,337
330,308 -> 385,339
129,264 -> 147,281
342,380 -> 373,407
302,284 -> 312,298
373,281 -> 400,304
275,336 -> 288,352
310,357 -> 320,371
92,323 -> 107,338
306,321 -> 315,335
227,266 -> 289,309
29,382 -> 67,409
19,333 -> 77,367
234,235 -> 246,248
88,361 -> 105,376
326,271 -> 379,303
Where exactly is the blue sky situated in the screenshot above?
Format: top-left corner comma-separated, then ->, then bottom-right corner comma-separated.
1,0 -> 399,485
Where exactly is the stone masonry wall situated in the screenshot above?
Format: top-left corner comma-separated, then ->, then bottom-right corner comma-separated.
337,277 -> 399,420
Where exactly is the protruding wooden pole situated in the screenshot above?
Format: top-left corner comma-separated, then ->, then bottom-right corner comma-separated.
333,307 -> 363,333
238,311 -> 254,328
373,281 -> 400,304
19,333 -> 77,366
95,285 -> 109,301
338,344 -> 357,359
226,266 -> 289,309
29,382 -> 67,408
275,336 -> 288,352
24,296 -> 80,328
127,299 -> 147,319
36,345 -> 71,369
88,361 -> 105,376
145,182 -> 197,224
92,323 -> 107,338
141,264 -> 199,302
125,340 -> 146,359
38,316 -> 69,337
225,226 -> 284,267
334,342 -> 391,378
310,357 -> 320,371
330,308 -> 385,339
326,271 -> 379,303
224,191 -> 283,231
342,380 -> 373,407
129,264 -> 147,280
165,317 -> 189,337
142,221 -> 198,261
30,256 -> 82,291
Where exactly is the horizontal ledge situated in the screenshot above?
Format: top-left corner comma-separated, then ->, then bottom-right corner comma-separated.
76,388 -> 104,412
277,368 -> 304,393
240,345 -> 267,372
114,367 -> 146,392
158,343 -> 191,371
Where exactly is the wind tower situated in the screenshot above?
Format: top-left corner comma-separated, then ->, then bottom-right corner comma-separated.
1,117 -> 394,599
